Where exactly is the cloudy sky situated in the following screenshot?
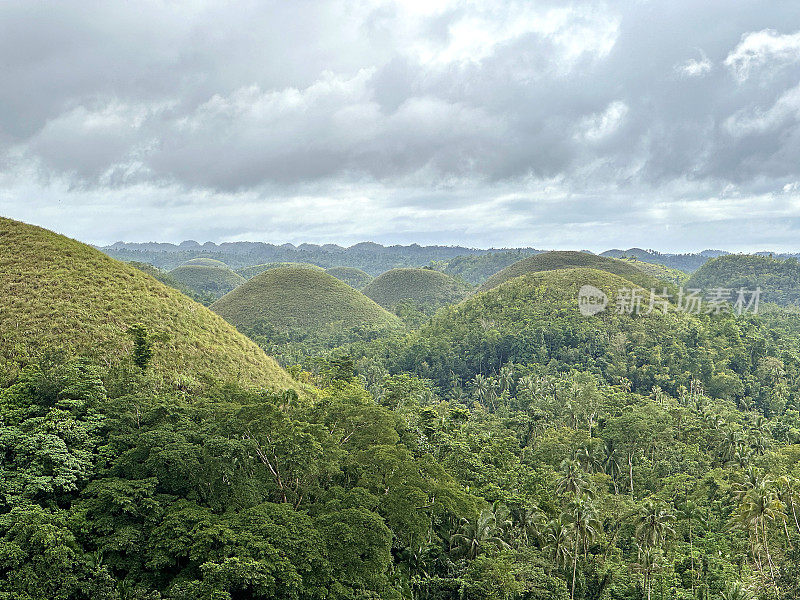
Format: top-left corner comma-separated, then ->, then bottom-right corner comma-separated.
2,1 -> 800,251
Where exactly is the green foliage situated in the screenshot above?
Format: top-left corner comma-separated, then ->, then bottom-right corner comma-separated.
621,258 -> 689,285
128,261 -> 216,305
362,268 -> 473,315
7,219 -> 800,599
127,323 -> 153,370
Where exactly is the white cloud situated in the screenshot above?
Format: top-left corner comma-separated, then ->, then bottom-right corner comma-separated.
3,1 -> 800,250
725,29 -> 800,81
724,82 -> 800,135
577,101 -> 628,141
675,54 -> 713,78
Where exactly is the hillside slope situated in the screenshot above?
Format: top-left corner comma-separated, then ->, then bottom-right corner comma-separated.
0,217 -> 297,390
237,262 -> 325,280
325,266 -> 374,290
169,264 -> 246,300
211,268 -> 402,344
434,250 -> 537,285
181,257 -> 230,268
687,254 -> 800,306
362,268 -> 473,314
623,258 -> 689,285
386,268 -> 724,393
478,250 -> 668,293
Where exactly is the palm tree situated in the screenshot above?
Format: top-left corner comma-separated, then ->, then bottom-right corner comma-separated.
635,500 -> 675,552
777,475 -> 800,535
720,581 -> 754,600
634,545 -> 662,600
565,496 -> 600,600
472,373 -> 498,410
511,503 -> 544,548
677,500 -> 705,596
557,459 -> 592,498
544,516 -> 572,573
575,445 -> 600,474
600,440 -> 622,494
449,507 -> 510,559
733,477 -> 782,595
720,429 -> 744,464
492,501 -> 513,539
499,364 -> 514,394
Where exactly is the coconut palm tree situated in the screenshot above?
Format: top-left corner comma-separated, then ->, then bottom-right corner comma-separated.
511,503 -> 544,548
720,429 -> 744,464
600,439 -> 622,494
544,516 -> 572,573
634,545 -> 662,600
720,581 -> 754,600
777,475 -> 800,535
557,459 -> 592,498
449,507 -> 510,559
733,477 -> 783,595
575,445 -> 600,474
635,500 -> 675,552
677,500 -> 706,596
499,364 -> 514,394
565,496 -> 600,600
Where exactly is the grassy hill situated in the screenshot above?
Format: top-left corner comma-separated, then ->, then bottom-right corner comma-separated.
477,250 -> 668,293
211,268 -> 402,355
687,254 -> 800,306
169,264 -> 246,300
127,261 -> 215,305
0,217 -> 298,390
623,258 -> 689,285
237,262 -> 325,280
181,257 -> 230,268
325,266 -> 374,290
382,267 -> 772,398
362,268 -> 473,314
432,250 -> 537,285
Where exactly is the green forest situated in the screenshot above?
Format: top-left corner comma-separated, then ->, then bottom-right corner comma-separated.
2,218 -> 800,600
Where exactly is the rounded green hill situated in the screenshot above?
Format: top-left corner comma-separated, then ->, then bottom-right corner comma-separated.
325,266 -> 374,290
477,250 -> 668,293
169,264 -> 245,299
237,262 -> 325,280
388,268 -> 693,390
687,254 -> 800,306
211,268 -> 402,341
0,217 -> 298,390
362,268 -> 473,314
181,257 -> 230,268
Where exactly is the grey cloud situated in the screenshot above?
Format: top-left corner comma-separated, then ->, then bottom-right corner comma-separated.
3,0 -> 800,249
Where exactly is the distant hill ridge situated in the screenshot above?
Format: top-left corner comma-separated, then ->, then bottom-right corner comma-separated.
99,241 -> 543,273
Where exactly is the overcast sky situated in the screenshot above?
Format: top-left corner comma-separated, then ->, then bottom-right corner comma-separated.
2,1 -> 800,251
